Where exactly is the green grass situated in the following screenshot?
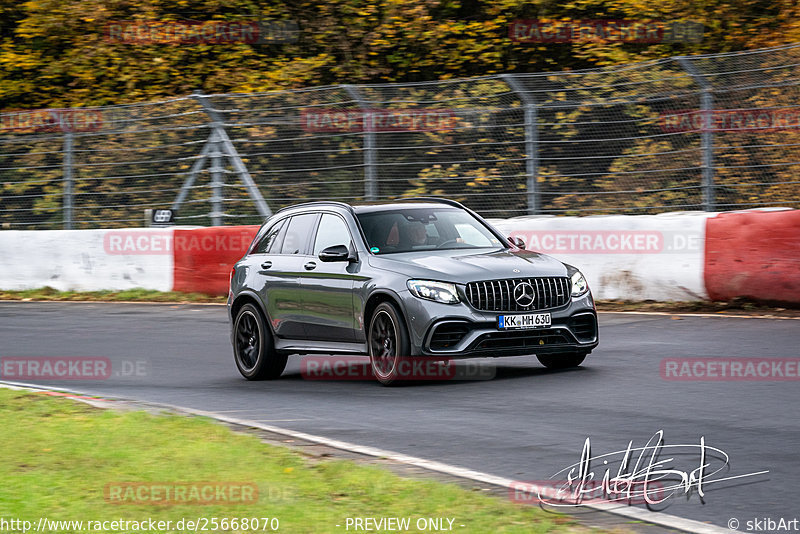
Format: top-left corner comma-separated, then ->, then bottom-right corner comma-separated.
596,298 -> 798,314
0,287 -> 225,303
2,287 -> 796,316
0,388 -> 585,533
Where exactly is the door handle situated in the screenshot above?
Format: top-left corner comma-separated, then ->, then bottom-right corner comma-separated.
260,261 -> 272,269
304,261 -> 317,270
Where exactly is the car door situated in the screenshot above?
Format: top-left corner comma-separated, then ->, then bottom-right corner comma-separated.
250,213 -> 318,340
299,212 -> 358,342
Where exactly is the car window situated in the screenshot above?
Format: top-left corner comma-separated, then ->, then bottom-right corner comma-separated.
313,213 -> 352,255
253,219 -> 286,254
453,222 -> 493,247
356,207 -> 503,254
280,213 -> 318,255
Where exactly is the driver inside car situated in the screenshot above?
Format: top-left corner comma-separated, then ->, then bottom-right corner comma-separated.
406,221 -> 428,247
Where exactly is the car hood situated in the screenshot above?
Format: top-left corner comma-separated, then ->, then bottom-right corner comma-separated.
367,248 -> 569,283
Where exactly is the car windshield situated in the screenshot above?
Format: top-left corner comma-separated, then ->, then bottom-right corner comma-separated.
356,207 -> 505,254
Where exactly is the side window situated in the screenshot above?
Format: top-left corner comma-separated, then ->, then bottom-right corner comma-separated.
313,213 -> 352,255
280,213 -> 318,255
253,219 -> 285,254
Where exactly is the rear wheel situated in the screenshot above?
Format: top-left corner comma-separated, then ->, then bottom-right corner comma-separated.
233,303 -> 287,380
537,352 -> 587,370
368,302 -> 411,386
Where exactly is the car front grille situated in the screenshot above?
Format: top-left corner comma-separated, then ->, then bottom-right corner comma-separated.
465,277 -> 571,312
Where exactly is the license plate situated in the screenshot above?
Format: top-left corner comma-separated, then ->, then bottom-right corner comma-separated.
498,313 -> 551,329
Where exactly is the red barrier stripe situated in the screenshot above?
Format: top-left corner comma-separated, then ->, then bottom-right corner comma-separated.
172,226 -> 259,296
704,210 -> 800,303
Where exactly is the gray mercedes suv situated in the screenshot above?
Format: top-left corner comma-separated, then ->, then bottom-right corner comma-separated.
228,198 -> 598,384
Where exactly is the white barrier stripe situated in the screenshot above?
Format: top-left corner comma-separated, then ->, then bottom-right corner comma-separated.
491,213 -> 715,301
0,228 -> 175,292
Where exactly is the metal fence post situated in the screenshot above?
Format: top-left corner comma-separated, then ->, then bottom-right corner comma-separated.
501,74 -> 539,215
677,57 -> 715,211
342,84 -> 377,201
63,132 -> 74,229
172,137 -> 213,213
193,90 -> 272,220
209,131 -> 223,226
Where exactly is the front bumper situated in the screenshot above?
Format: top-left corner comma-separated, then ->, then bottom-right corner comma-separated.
402,290 -> 598,357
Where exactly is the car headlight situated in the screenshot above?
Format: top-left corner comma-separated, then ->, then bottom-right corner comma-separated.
407,280 -> 460,304
571,271 -> 589,297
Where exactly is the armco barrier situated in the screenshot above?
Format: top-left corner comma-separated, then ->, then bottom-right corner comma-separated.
1,211 -> 797,303
172,226 -> 259,295
704,209 -> 800,303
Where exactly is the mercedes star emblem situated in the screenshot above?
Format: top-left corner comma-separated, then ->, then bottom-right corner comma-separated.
513,282 -> 535,307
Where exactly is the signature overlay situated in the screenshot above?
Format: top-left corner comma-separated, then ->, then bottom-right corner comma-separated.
538,430 -> 768,507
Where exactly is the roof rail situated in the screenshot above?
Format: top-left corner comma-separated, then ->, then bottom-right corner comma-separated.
397,197 -> 466,209
275,200 -> 354,215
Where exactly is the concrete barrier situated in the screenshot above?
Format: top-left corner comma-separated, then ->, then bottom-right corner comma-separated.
704,209 -> 800,304
1,210 -> 797,303
0,228 -> 174,291
491,212 -> 714,301
172,226 -> 259,295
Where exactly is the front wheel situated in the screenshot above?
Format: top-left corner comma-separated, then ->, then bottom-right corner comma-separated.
368,302 -> 411,386
537,352 -> 587,370
233,303 -> 287,380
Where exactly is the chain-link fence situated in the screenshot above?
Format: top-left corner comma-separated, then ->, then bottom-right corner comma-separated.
1,42 -> 799,229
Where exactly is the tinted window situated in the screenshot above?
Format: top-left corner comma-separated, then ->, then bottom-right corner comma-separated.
313,214 -> 352,255
280,213 -> 318,255
356,207 -> 503,254
253,219 -> 286,254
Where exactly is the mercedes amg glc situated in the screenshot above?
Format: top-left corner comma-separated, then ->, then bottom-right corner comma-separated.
228,198 -> 598,384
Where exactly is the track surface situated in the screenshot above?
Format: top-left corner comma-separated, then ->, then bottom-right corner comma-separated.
1,302 -> 797,529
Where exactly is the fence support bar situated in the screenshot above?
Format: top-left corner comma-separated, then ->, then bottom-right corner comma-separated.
677,57 -> 715,212
342,84 -> 377,201
209,132 -> 224,226
194,90 -> 272,219
172,136 -> 213,213
62,132 -> 74,230
501,74 -> 539,215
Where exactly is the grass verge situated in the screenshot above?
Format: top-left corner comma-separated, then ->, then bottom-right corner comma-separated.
1,287 -> 797,316
0,388 -> 583,533
597,298 -> 800,317
0,287 -> 225,303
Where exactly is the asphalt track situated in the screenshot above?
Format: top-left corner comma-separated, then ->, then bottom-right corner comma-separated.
1,302 -> 798,531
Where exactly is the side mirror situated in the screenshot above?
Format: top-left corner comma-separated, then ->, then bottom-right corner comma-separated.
508,236 -> 526,249
319,244 -> 352,262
